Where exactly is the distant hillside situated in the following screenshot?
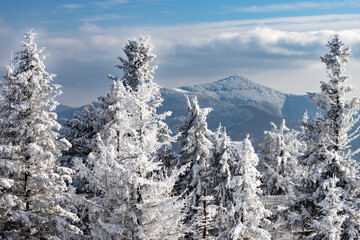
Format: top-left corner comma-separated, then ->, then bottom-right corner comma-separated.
56,75 -> 318,149
180,75 -> 286,116
157,75 -> 318,147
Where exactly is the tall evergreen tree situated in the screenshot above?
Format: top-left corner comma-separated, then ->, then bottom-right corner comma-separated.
228,136 -> 271,240
116,35 -> 175,175
287,35 -> 360,239
259,120 -> 304,239
0,30 -> 82,239
260,120 -> 303,196
74,36 -> 184,239
175,96 -> 216,239
211,125 -> 237,238
63,103 -> 104,209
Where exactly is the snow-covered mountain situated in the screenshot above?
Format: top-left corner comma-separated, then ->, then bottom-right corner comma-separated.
158,75 -> 317,147
180,76 -> 286,116
57,75 -> 317,148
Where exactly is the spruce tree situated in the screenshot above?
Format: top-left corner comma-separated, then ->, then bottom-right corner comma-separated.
287,35 -> 360,239
260,120 -> 303,196
74,78 -> 135,238
0,30 -> 82,239
228,136 -> 271,240
64,103 -> 103,160
116,35 -> 175,176
211,125 -> 237,238
259,120 -> 304,239
74,36 -> 184,239
175,96 -> 216,239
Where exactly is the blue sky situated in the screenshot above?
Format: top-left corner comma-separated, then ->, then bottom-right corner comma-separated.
1,0 -> 360,106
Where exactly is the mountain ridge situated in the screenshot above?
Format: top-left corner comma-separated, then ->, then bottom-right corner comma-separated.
178,75 -> 286,116
56,75 -> 360,157
56,75 -> 317,148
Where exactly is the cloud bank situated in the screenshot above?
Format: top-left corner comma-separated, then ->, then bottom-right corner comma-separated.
1,14 -> 360,106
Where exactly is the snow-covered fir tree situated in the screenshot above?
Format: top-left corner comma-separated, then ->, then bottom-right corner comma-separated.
63,103 -> 103,202
64,103 -> 103,160
259,120 -> 304,239
74,79 -> 134,238
116,35 -> 158,92
260,120 -> 303,196
287,35 -> 360,239
74,36 -> 185,239
227,135 -> 271,240
0,30 -> 82,239
316,176 -> 347,240
211,125 -> 237,238
175,96 -> 217,239
116,35 -> 175,175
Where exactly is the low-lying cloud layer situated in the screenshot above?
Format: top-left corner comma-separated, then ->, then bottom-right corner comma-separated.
1,14 -> 360,106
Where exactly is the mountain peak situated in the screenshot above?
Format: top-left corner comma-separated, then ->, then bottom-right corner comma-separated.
204,75 -> 286,95
201,75 -> 260,91
180,75 -> 281,94
178,75 -> 286,116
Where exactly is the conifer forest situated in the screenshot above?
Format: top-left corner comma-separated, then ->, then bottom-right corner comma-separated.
0,30 -> 359,240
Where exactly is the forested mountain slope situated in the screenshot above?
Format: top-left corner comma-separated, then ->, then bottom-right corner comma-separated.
57,75 -> 336,148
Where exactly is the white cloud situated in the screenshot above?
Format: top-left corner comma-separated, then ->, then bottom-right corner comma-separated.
80,14 -> 126,22
58,4 -> 83,9
2,14 -> 360,106
239,2 -> 323,12
95,0 -> 128,8
46,15 -> 360,104
235,1 -> 360,13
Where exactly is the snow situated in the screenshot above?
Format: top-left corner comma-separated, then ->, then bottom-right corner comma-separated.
1,30 -> 360,240
172,88 -> 189,93
0,178 -> 13,189
284,34 -> 360,239
181,75 -> 286,116
0,29 -> 82,239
